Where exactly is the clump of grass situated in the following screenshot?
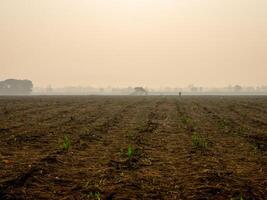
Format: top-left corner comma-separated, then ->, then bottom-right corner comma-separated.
230,194 -> 244,200
181,115 -> 189,125
91,192 -> 101,200
125,131 -> 134,140
83,180 -> 102,199
62,135 -> 70,151
180,115 -> 196,132
85,191 -> 101,200
192,133 -> 208,150
95,192 -> 101,200
218,119 -> 229,129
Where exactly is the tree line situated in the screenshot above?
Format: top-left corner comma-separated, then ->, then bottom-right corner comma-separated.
0,79 -> 33,95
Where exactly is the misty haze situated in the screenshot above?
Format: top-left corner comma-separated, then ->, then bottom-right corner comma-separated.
0,1 -> 266,199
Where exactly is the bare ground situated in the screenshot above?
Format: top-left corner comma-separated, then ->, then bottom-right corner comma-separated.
0,96 -> 266,199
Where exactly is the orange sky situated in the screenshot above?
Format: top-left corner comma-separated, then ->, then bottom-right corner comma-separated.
0,0 -> 266,88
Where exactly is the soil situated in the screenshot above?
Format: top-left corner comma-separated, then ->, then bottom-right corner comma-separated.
0,96 -> 266,199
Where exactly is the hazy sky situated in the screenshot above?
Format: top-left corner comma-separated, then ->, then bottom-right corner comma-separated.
0,0 -> 266,88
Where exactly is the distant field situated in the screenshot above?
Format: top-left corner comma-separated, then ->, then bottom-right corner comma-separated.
0,96 -> 266,199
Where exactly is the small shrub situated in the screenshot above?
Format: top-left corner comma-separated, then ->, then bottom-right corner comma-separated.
192,133 -> 208,150
62,135 -> 70,151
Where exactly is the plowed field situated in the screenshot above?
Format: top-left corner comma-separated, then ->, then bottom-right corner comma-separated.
0,96 -> 266,199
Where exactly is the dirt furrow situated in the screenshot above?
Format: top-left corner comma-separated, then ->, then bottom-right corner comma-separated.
183,99 -> 266,199
0,98 -> 152,199
0,98 -> 129,199
1,96 -> 266,200
196,98 -> 267,152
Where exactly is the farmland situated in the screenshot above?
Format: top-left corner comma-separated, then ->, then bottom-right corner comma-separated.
0,96 -> 266,199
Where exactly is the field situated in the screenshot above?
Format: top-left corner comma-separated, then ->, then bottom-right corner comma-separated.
0,96 -> 266,199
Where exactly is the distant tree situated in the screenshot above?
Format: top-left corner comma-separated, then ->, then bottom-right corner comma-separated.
99,88 -> 104,93
245,86 -> 255,92
188,84 -> 198,92
131,87 -> 148,95
233,85 -> 242,92
190,87 -> 198,92
46,85 -> 53,93
0,79 -> 33,95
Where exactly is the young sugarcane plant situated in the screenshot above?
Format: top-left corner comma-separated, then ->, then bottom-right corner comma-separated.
62,135 -> 70,151
127,145 -> 133,159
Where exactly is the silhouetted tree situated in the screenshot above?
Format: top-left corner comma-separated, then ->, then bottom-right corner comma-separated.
0,79 -> 33,95
131,87 -> 148,95
233,85 -> 242,92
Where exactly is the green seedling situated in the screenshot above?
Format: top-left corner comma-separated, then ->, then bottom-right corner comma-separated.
63,135 -> 70,151
95,192 -> 101,200
126,146 -> 142,160
128,145 -> 133,158
87,192 -> 101,200
181,115 -> 189,125
192,133 -> 208,150
218,119 -> 229,130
